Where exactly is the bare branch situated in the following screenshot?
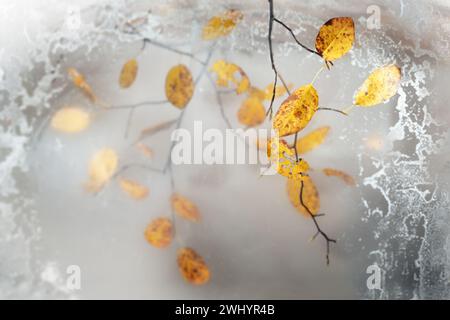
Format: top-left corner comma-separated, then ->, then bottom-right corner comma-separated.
273,18 -> 322,58
299,180 -> 336,265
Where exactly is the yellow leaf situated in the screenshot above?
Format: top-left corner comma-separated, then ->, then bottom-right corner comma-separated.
287,176 -> 320,217
202,9 -> 243,41
237,96 -> 266,127
68,68 -> 97,102
263,83 -> 293,100
84,148 -> 118,193
177,247 -> 210,285
119,58 -> 138,88
165,64 -> 194,109
210,60 -> 250,94
315,17 -> 355,62
119,178 -> 149,200
136,142 -> 153,158
269,138 -> 309,179
248,87 -> 266,101
272,84 -> 319,137
322,168 -> 355,186
171,193 -> 201,222
51,107 -> 90,133
354,65 -> 401,107
295,126 -> 330,154
144,217 -> 173,249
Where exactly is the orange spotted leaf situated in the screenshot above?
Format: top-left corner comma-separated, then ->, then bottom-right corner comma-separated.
177,247 -> 210,285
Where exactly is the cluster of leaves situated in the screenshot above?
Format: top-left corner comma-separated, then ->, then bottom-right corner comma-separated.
48,4 -> 402,286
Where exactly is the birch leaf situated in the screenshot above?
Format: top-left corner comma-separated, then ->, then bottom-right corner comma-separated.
144,217 -> 173,249
237,96 -> 266,127
84,148 -> 118,193
177,247 -> 210,285
315,17 -> 355,62
171,193 -> 201,222
119,178 -> 149,200
295,126 -> 330,154
263,83 -> 293,100
210,60 -> 250,94
51,107 -> 90,133
273,84 -> 319,137
354,65 -> 401,107
119,58 -> 138,88
287,176 -> 320,218
68,68 -> 97,102
165,64 -> 194,109
202,9 -> 243,41
322,168 -> 356,186
269,139 -> 309,179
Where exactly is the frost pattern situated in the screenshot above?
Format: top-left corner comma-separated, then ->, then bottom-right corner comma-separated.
0,0 -> 449,299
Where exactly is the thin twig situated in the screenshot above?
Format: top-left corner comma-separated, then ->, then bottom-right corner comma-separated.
299,180 -> 336,265
143,38 -> 207,65
273,18 -> 322,58
317,107 -> 348,116
266,0 -> 278,119
109,100 -> 168,110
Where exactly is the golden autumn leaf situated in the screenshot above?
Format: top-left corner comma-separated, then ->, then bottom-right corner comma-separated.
287,176 -> 320,217
237,96 -> 266,127
144,217 -> 173,249
272,84 -> 319,137
165,64 -> 194,109
210,60 -> 250,94
315,17 -> 355,62
51,107 -> 90,133
322,168 -> 356,186
202,9 -> 243,41
171,193 -> 201,222
119,178 -> 149,200
263,83 -> 293,100
295,126 -> 330,154
84,148 -> 118,193
68,67 -> 97,102
268,138 -> 309,179
247,86 -> 266,101
353,65 -> 401,107
119,58 -> 138,88
177,247 -> 210,285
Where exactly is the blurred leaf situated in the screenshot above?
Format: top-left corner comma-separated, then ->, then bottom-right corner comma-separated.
315,17 -> 355,62
68,68 -> 97,102
263,83 -> 293,100
119,58 -> 138,88
237,96 -> 265,127
144,217 -> 173,249
295,126 -> 330,154
177,247 -> 210,285
322,168 -> 355,186
273,84 -> 319,137
354,65 -> 401,107
119,178 -> 149,200
138,119 -> 177,141
165,64 -> 194,109
286,176 -> 320,217
202,9 -> 243,41
51,107 -> 90,133
136,142 -> 154,158
210,60 -> 250,94
171,193 -> 201,222
84,148 -> 118,193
